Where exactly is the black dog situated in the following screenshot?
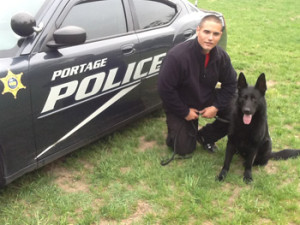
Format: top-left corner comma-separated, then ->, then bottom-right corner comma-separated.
217,72 -> 300,183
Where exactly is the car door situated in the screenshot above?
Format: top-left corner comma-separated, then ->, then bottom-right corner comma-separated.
28,0 -> 142,161
130,0 -> 196,110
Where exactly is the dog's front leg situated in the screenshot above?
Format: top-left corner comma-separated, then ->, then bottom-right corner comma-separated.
243,150 -> 257,183
217,141 -> 235,181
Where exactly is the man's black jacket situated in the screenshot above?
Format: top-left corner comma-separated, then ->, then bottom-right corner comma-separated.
158,37 -> 237,118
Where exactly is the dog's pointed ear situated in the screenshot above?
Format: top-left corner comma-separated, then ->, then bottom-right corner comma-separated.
255,73 -> 267,95
237,72 -> 248,92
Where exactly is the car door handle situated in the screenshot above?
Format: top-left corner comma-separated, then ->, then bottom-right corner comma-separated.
121,44 -> 136,55
183,29 -> 194,39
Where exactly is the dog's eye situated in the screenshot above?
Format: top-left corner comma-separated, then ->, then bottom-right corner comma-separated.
251,96 -> 256,102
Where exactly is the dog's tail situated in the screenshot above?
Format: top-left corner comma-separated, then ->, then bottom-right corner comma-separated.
270,149 -> 300,160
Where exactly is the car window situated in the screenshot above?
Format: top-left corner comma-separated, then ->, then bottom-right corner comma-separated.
132,0 -> 177,30
61,0 -> 127,41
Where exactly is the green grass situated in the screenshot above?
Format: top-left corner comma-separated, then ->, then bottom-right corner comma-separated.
0,0 -> 299,224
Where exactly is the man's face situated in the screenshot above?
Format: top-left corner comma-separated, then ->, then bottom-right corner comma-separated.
196,20 -> 223,54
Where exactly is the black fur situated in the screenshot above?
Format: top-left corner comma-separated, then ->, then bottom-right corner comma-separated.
217,72 -> 300,183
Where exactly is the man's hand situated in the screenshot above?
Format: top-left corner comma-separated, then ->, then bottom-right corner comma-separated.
185,108 -> 199,121
199,106 -> 218,118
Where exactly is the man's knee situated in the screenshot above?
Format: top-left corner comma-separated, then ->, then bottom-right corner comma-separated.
165,114 -> 197,155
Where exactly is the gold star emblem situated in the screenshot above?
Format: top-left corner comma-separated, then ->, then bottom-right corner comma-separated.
0,70 -> 26,99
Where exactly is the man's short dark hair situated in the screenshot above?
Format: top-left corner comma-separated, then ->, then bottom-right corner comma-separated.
198,15 -> 224,30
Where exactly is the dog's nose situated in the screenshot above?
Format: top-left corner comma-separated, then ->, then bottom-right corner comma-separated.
243,108 -> 251,115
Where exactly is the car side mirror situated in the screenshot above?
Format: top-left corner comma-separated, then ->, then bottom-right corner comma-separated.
47,26 -> 87,48
11,12 -> 41,37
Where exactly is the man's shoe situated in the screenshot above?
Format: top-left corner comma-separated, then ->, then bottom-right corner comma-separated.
197,135 -> 218,153
203,142 -> 218,153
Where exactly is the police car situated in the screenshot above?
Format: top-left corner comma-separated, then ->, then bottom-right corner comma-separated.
0,0 -> 226,186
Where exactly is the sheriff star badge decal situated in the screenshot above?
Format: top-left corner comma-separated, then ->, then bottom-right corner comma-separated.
0,70 -> 26,99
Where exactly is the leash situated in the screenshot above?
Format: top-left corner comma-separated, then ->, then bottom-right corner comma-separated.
160,115 -> 229,166
197,110 -> 230,124
160,121 -> 195,166
160,152 -> 193,166
215,116 -> 230,123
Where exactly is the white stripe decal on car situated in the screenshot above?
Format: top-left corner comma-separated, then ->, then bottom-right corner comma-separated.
35,83 -> 139,159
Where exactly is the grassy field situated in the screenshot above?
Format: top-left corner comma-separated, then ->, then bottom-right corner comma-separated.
0,0 -> 299,224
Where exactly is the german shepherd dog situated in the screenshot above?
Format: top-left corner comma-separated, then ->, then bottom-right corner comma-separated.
217,73 -> 300,183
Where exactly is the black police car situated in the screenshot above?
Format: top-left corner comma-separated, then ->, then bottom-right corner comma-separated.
0,0 -> 226,186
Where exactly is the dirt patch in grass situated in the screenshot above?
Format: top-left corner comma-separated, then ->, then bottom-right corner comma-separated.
78,158 -> 95,171
138,136 -> 156,152
120,167 -> 131,174
284,124 -> 294,130
227,185 -> 242,206
45,161 -> 90,193
258,218 -> 273,225
214,183 -> 251,220
267,80 -> 277,87
53,167 -> 89,193
98,200 -> 154,225
121,200 -> 154,225
264,161 -> 278,174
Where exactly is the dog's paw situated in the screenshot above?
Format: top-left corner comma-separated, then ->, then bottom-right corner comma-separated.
243,176 -> 253,184
216,175 -> 225,182
243,171 -> 253,184
216,170 -> 227,182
